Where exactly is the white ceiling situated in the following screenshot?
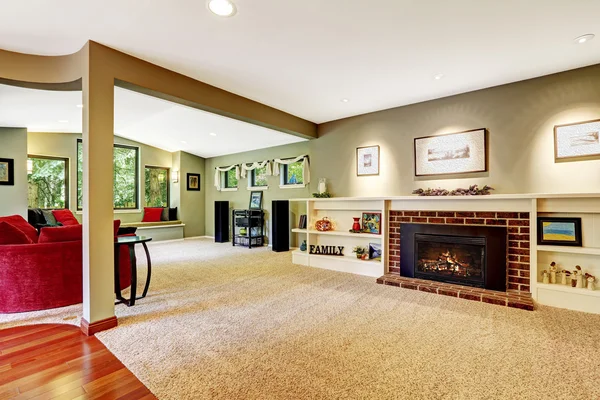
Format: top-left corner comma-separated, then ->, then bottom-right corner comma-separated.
1,0 -> 599,124
0,84 -> 306,158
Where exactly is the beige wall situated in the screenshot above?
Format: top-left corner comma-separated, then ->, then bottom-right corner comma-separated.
175,151 -> 206,237
27,131 -> 205,234
315,64 -> 600,197
204,141 -> 310,240
0,127 -> 28,217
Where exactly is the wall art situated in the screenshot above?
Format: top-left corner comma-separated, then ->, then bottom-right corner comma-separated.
249,190 -> 263,210
356,145 -> 380,176
0,158 -> 14,186
362,212 -> 381,235
187,173 -> 201,191
369,243 -> 382,261
554,119 -> 600,162
414,128 -> 487,176
537,217 -> 582,247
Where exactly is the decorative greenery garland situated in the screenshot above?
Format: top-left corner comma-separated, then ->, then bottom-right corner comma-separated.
412,185 -> 494,196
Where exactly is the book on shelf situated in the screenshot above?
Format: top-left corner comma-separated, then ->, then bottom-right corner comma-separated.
298,215 -> 307,229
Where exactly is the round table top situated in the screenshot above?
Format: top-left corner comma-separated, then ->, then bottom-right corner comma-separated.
115,236 -> 152,245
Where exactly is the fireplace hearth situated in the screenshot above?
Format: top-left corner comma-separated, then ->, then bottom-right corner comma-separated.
401,224 -> 507,292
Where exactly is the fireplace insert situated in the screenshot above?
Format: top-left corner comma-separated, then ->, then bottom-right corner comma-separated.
400,223 -> 507,292
415,234 -> 485,287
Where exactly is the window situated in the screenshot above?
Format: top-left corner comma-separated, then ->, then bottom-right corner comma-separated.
145,166 -> 169,207
27,155 -> 69,209
251,166 -> 268,187
223,169 -> 238,189
77,140 -> 140,210
283,161 -> 304,185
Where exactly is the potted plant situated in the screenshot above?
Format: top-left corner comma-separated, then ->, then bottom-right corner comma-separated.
352,246 -> 366,260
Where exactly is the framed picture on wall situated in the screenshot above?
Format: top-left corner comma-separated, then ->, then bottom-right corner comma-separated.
362,212 -> 381,235
554,119 -> 600,162
537,217 -> 582,247
0,158 -> 14,186
187,173 -> 201,191
414,128 -> 487,176
356,145 -> 380,176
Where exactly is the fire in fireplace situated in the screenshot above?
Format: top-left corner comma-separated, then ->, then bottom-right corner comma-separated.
415,234 -> 485,287
400,224 -> 507,292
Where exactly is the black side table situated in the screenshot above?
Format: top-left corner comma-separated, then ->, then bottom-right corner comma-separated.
114,236 -> 152,306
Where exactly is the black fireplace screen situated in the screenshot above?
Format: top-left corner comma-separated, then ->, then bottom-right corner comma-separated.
415,233 -> 485,286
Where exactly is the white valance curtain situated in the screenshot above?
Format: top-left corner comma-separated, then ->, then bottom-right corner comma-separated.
273,155 -> 310,184
214,164 -> 240,190
240,160 -> 272,179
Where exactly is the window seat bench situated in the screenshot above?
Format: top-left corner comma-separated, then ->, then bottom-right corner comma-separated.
120,221 -> 185,241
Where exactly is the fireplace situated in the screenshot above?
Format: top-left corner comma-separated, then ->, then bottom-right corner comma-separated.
401,224 -> 507,292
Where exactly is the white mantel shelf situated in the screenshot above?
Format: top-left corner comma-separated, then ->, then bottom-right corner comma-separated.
287,194 -> 600,314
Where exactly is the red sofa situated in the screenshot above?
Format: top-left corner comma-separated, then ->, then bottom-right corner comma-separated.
0,214 -> 132,313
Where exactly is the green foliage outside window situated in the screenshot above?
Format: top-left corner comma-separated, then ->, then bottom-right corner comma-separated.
77,140 -> 139,209
252,166 -> 268,187
225,169 -> 238,188
27,156 -> 68,209
145,167 -> 169,207
285,161 -> 304,185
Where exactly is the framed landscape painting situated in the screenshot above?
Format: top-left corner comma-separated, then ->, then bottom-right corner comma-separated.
0,158 -> 14,186
356,145 -> 380,176
414,128 -> 487,176
537,217 -> 582,246
554,119 -> 600,162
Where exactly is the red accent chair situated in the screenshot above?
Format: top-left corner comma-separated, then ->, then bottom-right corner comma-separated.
0,216 -> 132,313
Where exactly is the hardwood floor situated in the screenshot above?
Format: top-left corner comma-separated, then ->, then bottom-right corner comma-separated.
0,324 -> 156,399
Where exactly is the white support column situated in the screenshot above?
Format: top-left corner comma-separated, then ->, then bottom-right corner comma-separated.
81,43 -> 117,333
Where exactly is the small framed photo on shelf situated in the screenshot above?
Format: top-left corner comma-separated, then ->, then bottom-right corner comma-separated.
187,173 -> 201,191
249,191 -> 263,210
537,217 -> 582,247
369,243 -> 382,261
554,119 -> 600,162
0,158 -> 14,186
356,145 -> 380,176
362,212 -> 381,235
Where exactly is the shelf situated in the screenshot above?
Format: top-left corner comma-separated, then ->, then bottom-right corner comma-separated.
536,282 -> 600,297
305,229 -> 382,239
292,250 -> 382,266
291,228 -> 308,234
537,245 -> 600,256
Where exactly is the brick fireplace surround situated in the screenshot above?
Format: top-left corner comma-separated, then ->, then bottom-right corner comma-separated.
376,210 -> 534,311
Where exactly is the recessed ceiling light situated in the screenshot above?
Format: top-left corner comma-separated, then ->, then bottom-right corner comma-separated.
209,132 -> 217,136
434,74 -> 445,80
58,120 -> 69,123
208,0 -> 236,17
341,98 -> 349,103
76,104 -> 83,108
574,34 -> 595,44
180,140 -> 187,144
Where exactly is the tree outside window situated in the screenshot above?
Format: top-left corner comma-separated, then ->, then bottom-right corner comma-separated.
284,161 -> 304,185
27,156 -> 69,209
145,166 -> 169,207
252,166 -> 268,187
77,140 -> 139,210
224,169 -> 238,188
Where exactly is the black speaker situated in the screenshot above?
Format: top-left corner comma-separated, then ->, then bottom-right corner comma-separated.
214,201 -> 229,243
272,200 -> 289,252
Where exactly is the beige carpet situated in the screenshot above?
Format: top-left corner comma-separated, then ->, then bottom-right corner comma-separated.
2,238 -> 600,399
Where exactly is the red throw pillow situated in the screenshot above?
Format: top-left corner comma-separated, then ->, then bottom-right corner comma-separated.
0,221 -> 34,245
38,225 -> 83,243
114,219 -> 121,238
52,209 -> 80,226
0,215 -> 38,243
142,207 -> 163,222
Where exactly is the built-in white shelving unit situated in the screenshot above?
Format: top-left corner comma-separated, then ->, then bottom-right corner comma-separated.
285,193 -> 600,314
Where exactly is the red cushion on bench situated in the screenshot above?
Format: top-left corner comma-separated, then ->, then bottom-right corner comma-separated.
142,207 -> 163,222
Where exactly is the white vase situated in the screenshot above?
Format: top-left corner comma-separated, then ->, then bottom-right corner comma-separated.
318,178 -> 327,194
